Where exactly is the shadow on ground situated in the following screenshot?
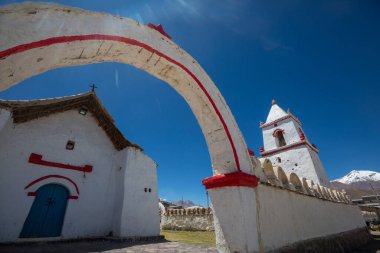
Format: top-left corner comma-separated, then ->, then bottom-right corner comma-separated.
0,232 -> 378,253
0,240 -> 165,253
0,239 -> 217,253
348,231 -> 380,253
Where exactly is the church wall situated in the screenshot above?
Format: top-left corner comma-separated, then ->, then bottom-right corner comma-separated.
0,108 -> 11,133
111,148 -> 129,237
0,109 -> 149,242
266,146 -> 324,185
309,150 -> 330,186
258,183 -> 366,252
117,147 -> 160,237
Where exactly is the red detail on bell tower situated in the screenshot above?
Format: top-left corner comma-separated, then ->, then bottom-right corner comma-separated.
248,149 -> 255,156
299,128 -> 305,141
260,146 -> 265,153
147,23 -> 172,40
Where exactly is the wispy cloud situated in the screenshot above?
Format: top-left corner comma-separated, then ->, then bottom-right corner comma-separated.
259,36 -> 295,52
118,0 -> 295,52
155,97 -> 162,114
115,69 -> 119,88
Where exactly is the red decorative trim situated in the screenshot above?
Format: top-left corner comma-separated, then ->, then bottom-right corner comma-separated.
28,153 -> 93,173
298,127 -> 305,141
248,149 -> 255,156
260,146 -> 265,153
147,23 -> 172,40
0,34 -> 241,171
202,172 -> 259,190
260,140 -> 318,157
260,114 -> 301,129
27,191 -> 78,200
272,128 -> 285,137
24,175 -> 80,195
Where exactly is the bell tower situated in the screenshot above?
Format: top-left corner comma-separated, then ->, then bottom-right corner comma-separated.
260,100 -> 329,186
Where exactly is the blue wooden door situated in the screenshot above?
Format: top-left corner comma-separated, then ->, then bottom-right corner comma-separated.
20,184 -> 69,238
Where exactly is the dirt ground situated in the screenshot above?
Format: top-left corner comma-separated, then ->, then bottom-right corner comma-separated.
0,231 -> 378,253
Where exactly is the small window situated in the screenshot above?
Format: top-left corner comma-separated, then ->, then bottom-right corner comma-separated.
295,163 -> 298,167
78,107 -> 88,116
144,188 -> 147,192
276,157 -> 281,163
274,130 -> 286,147
66,140 -> 75,150
148,188 -> 152,193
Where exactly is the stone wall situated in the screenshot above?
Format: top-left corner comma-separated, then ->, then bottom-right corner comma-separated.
160,207 -> 214,231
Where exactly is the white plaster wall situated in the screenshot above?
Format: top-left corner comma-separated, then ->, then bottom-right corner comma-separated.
258,184 -> 366,252
111,148 -> 129,237
209,187 -> 260,253
0,108 -> 11,133
266,146 -> 326,185
0,109 -> 158,242
117,147 -> 160,237
262,119 -> 300,151
309,150 -> 330,186
265,104 -> 287,123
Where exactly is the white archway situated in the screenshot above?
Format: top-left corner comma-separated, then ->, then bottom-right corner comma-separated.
0,2 -> 254,175
0,2 -> 260,252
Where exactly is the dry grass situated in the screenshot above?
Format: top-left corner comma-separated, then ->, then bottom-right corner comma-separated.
160,230 -> 216,248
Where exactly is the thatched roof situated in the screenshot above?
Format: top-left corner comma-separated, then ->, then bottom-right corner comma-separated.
0,92 -> 142,151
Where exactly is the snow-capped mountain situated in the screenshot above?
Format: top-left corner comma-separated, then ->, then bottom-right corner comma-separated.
331,170 -> 380,198
333,170 -> 380,184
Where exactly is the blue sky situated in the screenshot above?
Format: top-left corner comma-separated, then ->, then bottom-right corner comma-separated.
1,0 -> 380,206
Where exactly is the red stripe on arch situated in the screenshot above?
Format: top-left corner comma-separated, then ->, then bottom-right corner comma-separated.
24,175 -> 80,195
0,34 -> 241,171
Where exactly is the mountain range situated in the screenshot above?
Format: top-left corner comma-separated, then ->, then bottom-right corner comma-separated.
172,200 -> 198,208
331,170 -> 380,199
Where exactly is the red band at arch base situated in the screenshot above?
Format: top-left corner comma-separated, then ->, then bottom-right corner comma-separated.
202,171 -> 259,190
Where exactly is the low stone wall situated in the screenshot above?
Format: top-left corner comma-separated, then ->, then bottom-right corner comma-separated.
160,208 -> 214,231
362,211 -> 379,223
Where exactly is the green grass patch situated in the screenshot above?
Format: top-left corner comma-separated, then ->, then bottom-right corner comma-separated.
160,230 -> 216,248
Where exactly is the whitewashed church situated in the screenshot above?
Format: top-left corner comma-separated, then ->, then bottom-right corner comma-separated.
260,100 -> 330,186
0,92 -> 160,242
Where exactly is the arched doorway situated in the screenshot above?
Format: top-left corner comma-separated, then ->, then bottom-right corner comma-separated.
20,184 -> 69,238
0,3 -> 261,252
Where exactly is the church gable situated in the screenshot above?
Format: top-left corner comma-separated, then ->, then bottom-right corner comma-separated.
0,92 -> 141,151
265,99 -> 288,123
